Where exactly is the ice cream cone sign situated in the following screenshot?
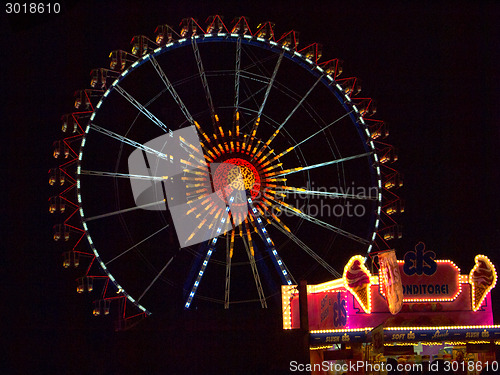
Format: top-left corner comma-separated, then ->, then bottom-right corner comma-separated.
343,255 -> 372,314
469,255 -> 497,311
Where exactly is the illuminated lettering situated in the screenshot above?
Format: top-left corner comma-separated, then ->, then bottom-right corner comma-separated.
404,284 -> 450,295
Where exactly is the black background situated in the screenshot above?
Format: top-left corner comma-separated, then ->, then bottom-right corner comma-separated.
2,1 -> 499,374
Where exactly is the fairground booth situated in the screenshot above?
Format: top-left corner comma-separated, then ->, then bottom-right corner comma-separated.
282,242 -> 499,374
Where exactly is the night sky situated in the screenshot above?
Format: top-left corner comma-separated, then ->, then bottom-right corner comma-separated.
2,1 -> 499,374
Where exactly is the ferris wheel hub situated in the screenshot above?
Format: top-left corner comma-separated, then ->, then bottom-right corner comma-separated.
213,157 -> 261,202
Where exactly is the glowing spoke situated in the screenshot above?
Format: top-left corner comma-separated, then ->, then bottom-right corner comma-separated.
253,75 -> 324,160
179,135 -> 209,161
149,55 -> 196,126
106,225 -> 169,265
193,120 -> 218,155
241,48 -> 279,73
185,196 -> 235,309
256,201 -> 291,232
278,75 -> 323,132
90,124 -> 171,161
245,51 -> 285,153
192,37 -> 216,126
270,221 -> 342,278
244,218 -> 255,256
295,110 -> 355,149
269,152 -> 373,178
257,52 -> 284,119
238,84 -> 268,112
184,240 -> 218,309
266,110 -> 355,163
224,230 -> 235,309
114,84 -> 170,133
247,198 -> 295,285
186,190 -> 209,200
272,199 -> 370,245
137,255 -> 176,302
84,199 -> 166,222
233,37 -> 242,113
242,220 -> 267,308
80,170 -> 165,181
184,202 -> 221,245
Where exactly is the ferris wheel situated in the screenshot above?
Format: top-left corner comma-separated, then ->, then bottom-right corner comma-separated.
49,15 -> 403,329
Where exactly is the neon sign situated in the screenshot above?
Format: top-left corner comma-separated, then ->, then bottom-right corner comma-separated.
306,291 -> 348,330
469,255 -> 497,311
282,249 -> 497,332
397,243 -> 461,302
343,255 -> 372,314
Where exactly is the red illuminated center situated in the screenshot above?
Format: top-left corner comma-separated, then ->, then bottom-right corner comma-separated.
213,158 -> 261,200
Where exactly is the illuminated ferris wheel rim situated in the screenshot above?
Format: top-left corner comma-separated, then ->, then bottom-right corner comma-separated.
53,16 -> 406,324
75,32 -> 384,316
